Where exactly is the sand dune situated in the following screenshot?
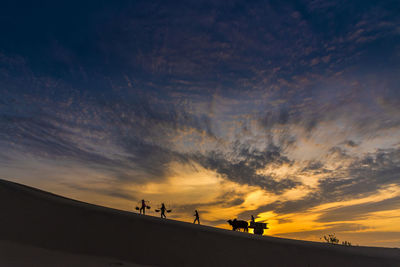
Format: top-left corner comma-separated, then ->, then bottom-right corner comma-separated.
0,179 -> 399,266
0,240 -> 146,267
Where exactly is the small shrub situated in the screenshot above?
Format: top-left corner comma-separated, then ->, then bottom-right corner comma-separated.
323,233 -> 339,244
322,233 -> 352,246
341,240 -> 352,246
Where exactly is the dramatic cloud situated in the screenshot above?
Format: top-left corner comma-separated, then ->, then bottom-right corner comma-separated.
192,144 -> 301,193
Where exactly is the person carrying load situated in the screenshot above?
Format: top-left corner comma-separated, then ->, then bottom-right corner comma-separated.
136,199 -> 150,215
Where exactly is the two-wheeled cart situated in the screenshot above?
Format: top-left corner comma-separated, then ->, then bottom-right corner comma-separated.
249,221 -> 268,235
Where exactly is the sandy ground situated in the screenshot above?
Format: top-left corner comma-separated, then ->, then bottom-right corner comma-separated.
0,240 -> 147,267
0,178 -> 399,266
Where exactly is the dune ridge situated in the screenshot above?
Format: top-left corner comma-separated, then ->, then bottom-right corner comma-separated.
0,178 -> 399,266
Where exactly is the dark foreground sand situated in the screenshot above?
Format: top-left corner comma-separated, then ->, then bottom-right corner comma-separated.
0,179 -> 399,267
0,240 -> 146,267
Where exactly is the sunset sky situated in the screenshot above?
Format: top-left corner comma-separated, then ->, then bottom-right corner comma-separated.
1,0 -> 400,247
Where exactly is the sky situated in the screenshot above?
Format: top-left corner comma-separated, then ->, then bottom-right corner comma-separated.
1,0 -> 400,247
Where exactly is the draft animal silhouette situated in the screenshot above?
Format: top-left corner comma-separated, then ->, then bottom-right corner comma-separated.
227,219 -> 248,232
193,210 -> 200,224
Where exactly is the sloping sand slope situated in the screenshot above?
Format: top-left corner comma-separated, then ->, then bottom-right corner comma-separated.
0,240 -> 146,267
0,179 -> 399,267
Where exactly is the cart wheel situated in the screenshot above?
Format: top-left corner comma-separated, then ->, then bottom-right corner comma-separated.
254,228 -> 264,235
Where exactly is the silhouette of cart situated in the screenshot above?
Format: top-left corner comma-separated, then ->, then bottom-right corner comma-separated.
249,221 -> 268,235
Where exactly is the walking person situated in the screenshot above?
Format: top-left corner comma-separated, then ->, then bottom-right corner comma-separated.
140,199 -> 148,215
160,203 -> 167,218
193,210 -> 200,224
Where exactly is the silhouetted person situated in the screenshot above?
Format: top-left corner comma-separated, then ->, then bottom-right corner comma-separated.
140,199 -> 147,215
160,203 -> 167,218
251,215 -> 255,222
193,210 -> 200,224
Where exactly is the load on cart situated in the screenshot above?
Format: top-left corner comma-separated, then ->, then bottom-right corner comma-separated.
249,221 -> 268,235
248,215 -> 268,235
